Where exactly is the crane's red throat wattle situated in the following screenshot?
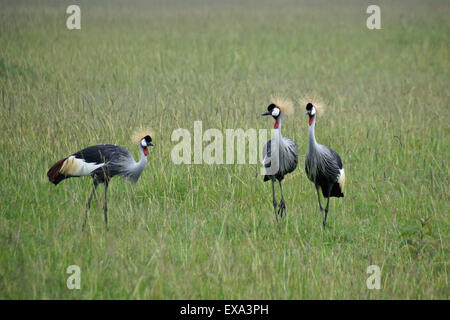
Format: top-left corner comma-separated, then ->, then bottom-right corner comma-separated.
274,120 -> 279,129
143,148 -> 149,156
309,117 -> 314,126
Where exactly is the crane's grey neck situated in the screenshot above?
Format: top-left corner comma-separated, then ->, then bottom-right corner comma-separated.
138,145 -> 149,166
308,116 -> 319,154
274,115 -> 284,138
128,146 -> 148,182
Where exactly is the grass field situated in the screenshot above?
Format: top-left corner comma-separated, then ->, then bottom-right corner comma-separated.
0,0 -> 448,299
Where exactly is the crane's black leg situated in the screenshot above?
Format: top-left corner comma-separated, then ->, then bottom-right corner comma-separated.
271,179 -> 278,222
103,180 -> 109,231
82,181 -> 98,231
323,185 -> 332,229
316,185 -> 324,223
278,180 -> 286,218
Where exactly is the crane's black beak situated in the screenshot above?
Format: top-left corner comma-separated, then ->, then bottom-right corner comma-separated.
261,111 -> 271,116
148,142 -> 155,147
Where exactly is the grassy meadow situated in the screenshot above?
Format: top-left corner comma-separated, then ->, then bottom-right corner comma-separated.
0,0 -> 448,299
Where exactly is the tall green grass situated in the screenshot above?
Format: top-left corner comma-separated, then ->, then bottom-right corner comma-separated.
0,0 -> 448,299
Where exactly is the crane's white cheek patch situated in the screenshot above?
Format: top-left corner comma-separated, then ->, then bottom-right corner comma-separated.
272,108 -> 280,117
59,156 -> 105,176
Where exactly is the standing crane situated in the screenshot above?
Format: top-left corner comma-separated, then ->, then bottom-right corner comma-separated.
262,97 -> 298,221
47,129 -> 154,231
304,101 -> 345,228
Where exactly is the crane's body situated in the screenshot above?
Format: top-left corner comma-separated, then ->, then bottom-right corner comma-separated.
305,142 -> 344,198
47,134 -> 154,230
263,134 -> 298,183
262,98 -> 298,220
48,144 -> 148,185
304,102 -> 345,228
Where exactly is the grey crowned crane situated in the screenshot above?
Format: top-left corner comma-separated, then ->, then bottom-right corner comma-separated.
47,129 -> 154,230
262,97 -> 298,221
304,101 -> 345,229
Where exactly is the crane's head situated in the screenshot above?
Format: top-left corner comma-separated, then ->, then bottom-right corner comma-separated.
140,135 -> 154,156
261,103 -> 280,118
299,94 -> 325,126
262,104 -> 281,129
305,102 -> 324,126
261,97 -> 293,129
132,127 -> 154,156
306,103 -> 316,125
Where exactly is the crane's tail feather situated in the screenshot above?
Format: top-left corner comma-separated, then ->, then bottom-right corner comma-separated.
339,169 -> 346,192
330,182 -> 344,198
320,181 -> 344,198
47,157 -> 69,185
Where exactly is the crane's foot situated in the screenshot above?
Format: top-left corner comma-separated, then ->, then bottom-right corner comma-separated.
277,199 -> 286,219
273,200 -> 279,222
322,210 -> 329,229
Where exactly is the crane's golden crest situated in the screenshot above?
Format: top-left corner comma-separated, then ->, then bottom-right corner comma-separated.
299,94 -> 325,117
271,96 -> 294,116
131,127 -> 154,145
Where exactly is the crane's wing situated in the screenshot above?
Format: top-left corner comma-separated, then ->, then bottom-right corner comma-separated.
261,139 -> 274,181
316,145 -> 343,181
262,139 -> 272,169
73,144 -> 130,163
47,144 -> 134,184
69,144 -> 133,177
318,145 -> 344,197
305,155 -> 310,179
281,137 -> 298,174
262,138 -> 298,181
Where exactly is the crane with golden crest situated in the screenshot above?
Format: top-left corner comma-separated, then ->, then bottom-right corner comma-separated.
261,96 -> 299,221
302,96 -> 345,229
47,128 -> 154,231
